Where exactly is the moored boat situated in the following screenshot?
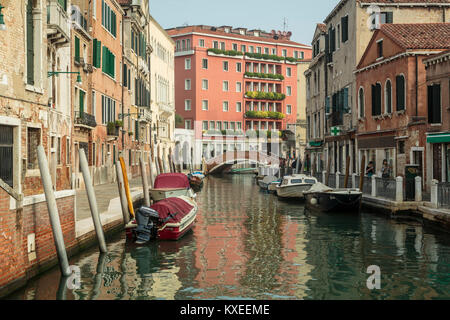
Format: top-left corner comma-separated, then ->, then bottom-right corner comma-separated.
303,182 -> 362,213
268,180 -> 281,193
275,174 -> 318,199
229,167 -> 257,174
258,175 -> 278,191
149,173 -> 195,202
127,195 -> 198,243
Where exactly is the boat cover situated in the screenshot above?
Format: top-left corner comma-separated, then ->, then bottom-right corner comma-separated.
154,173 -> 190,189
150,197 -> 194,223
306,182 -> 333,193
262,175 -> 278,184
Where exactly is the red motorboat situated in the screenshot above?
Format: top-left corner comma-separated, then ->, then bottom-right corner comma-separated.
126,173 -> 198,243
149,173 -> 195,202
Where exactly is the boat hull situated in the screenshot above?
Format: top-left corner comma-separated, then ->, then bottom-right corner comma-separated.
258,180 -> 269,190
304,191 -> 362,213
158,199 -> 198,240
276,184 -> 313,198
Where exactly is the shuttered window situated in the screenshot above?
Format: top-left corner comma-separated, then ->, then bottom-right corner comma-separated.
372,83 -> 382,116
396,75 -> 405,111
428,84 -> 441,124
93,39 -> 102,68
102,0 -> 116,37
0,125 -> 14,187
26,1 -> 34,85
79,90 -> 85,114
74,36 -> 80,63
102,45 -> 115,78
341,16 -> 349,42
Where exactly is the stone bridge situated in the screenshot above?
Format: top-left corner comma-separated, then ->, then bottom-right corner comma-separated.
205,151 -> 281,174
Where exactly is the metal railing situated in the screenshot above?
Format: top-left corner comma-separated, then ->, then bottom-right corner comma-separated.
362,176 -> 372,195
74,111 -> 97,128
327,173 -> 336,188
375,177 -> 396,201
437,182 -> 450,209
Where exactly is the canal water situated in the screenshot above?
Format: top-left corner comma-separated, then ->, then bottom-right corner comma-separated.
7,175 -> 450,300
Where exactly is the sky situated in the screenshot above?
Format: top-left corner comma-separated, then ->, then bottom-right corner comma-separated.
148,0 -> 338,46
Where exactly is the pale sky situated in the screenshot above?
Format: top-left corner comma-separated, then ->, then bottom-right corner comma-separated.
149,0 -> 338,46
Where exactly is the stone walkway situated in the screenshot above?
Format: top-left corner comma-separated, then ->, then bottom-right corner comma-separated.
75,177 -> 143,221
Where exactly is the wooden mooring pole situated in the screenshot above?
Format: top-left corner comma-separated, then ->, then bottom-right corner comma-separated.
359,154 -> 366,192
344,156 -> 350,188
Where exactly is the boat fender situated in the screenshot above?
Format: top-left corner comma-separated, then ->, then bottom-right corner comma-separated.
310,197 -> 318,205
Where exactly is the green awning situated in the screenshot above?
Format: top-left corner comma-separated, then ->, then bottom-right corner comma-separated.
309,141 -> 323,147
427,133 -> 450,144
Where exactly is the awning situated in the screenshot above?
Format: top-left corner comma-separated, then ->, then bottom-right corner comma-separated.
427,132 -> 450,144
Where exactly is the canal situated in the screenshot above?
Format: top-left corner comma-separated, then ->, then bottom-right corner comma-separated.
7,175 -> 450,300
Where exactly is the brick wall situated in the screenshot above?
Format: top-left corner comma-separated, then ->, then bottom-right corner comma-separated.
0,187 -> 76,295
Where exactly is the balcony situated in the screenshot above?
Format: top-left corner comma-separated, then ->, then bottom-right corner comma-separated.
74,111 -> 97,129
245,110 -> 285,120
245,91 -> 286,101
138,108 -> 152,123
47,0 -> 70,46
158,103 -> 175,117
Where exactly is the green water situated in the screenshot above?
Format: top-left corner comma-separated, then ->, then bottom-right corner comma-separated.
7,175 -> 450,299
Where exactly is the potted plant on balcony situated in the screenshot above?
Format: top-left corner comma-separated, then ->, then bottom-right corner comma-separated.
107,122 -> 118,136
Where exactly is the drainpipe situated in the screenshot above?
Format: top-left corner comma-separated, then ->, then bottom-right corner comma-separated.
121,11 -> 126,153
415,55 -> 418,118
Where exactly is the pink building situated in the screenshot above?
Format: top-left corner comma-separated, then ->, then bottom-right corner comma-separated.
167,26 -> 311,160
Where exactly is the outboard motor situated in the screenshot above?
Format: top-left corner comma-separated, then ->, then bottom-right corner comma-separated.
135,206 -> 160,244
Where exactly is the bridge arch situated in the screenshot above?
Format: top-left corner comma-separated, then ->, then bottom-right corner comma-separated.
205,151 -> 280,174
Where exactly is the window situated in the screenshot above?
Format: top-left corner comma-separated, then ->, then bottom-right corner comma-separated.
286,67 -> 292,77
286,105 -> 292,115
199,39 -> 205,47
185,58 -> 191,70
272,48 -> 276,55
101,0 -> 117,37
202,100 -> 209,111
213,41 -> 218,49
223,101 -> 229,111
371,83 -> 382,116
286,86 -> 292,96
249,46 -> 254,53
202,58 -> 208,69
232,43 -> 238,51
185,99 -> 191,111
428,84 -> 441,124
217,122 -> 222,130
223,122 -> 228,129
102,45 -> 115,78
359,87 -> 365,118
236,62 -> 242,72
220,42 -> 225,50
237,122 -> 242,130
202,79 -> 208,90
223,61 -> 229,71
236,102 -> 242,112
101,95 -> 116,124
257,47 -> 262,54
236,82 -> 242,92
380,12 -> 393,24
185,119 -> 192,129
398,141 -> 405,154
202,121 -> 208,130
209,121 -> 215,130
385,80 -> 392,114
57,137 -> 61,165
27,127 -> 40,170
341,16 -> 349,42
377,40 -> 383,58
74,36 -> 80,63
282,49 -> 287,57
185,79 -> 191,90
241,45 -> 246,52
223,81 -> 229,92
0,125 -> 14,187
264,48 -> 269,54
396,75 -> 405,111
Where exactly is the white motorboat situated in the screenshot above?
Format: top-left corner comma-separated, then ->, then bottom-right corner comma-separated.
275,174 -> 318,199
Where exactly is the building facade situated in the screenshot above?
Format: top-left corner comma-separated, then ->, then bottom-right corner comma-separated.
424,50 -> 450,185
355,23 -> 450,187
306,0 -> 450,177
167,25 -> 312,162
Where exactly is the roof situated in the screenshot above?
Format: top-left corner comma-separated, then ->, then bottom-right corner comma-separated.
166,25 -> 311,48
358,0 -> 448,3
423,49 -> 450,65
381,23 -> 450,50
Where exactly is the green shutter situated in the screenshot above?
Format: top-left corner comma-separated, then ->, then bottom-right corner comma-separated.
102,46 -> 106,72
97,40 -> 102,68
74,36 -> 80,62
93,39 -> 97,66
79,91 -> 85,114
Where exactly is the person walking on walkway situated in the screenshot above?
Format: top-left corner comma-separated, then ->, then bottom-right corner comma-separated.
366,161 -> 375,177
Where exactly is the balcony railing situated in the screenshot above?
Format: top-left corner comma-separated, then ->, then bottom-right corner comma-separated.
245,110 -> 285,120
74,111 -> 97,128
47,0 -> 70,45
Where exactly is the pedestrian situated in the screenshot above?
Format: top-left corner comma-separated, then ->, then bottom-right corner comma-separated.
366,161 -> 375,177
381,159 -> 391,179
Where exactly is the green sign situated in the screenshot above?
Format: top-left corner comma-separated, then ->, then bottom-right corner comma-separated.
331,126 -> 341,136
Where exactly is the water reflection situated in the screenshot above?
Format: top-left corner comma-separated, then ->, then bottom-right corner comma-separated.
6,175 -> 450,300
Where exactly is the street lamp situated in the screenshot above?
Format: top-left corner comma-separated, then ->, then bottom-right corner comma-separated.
47,71 -> 82,85
0,4 -> 6,31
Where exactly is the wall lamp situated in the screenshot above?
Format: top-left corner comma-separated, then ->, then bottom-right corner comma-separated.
48,71 -> 82,85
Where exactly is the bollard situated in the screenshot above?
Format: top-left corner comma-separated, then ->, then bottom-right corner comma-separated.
115,162 -> 130,224
396,176 -> 404,202
352,173 -> 357,189
415,176 -> 422,202
371,175 -> 376,197
139,153 -> 150,207
431,179 -> 438,208
37,145 -> 71,277
322,171 -> 326,184
79,148 -> 107,253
